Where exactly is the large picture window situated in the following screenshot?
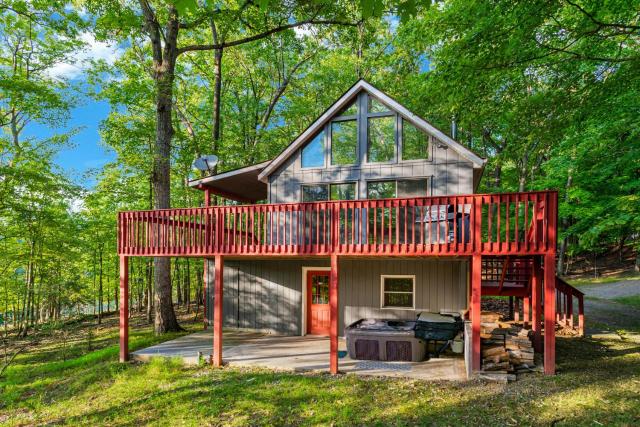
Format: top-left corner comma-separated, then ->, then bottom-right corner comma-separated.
331,120 -> 357,165
381,275 -> 415,309
367,116 -> 395,163
301,131 -> 325,168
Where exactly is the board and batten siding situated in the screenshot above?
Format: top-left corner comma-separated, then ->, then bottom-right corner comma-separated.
268,138 -> 475,203
207,258 -> 468,335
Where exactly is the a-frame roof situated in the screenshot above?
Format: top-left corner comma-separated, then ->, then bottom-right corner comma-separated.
258,79 -> 486,183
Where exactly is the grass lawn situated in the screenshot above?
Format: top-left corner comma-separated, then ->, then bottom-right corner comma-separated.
1,313 -> 639,426
613,295 -> 640,310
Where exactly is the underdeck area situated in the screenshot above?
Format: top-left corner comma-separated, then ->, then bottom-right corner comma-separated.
132,330 -> 466,381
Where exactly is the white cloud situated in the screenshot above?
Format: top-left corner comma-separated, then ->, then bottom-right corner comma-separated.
47,32 -> 124,80
294,24 -> 315,39
69,197 -> 85,214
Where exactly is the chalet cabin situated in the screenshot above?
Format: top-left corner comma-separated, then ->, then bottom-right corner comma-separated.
117,80 -> 584,376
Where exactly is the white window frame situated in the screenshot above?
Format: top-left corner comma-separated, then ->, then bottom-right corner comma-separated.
380,275 -> 416,310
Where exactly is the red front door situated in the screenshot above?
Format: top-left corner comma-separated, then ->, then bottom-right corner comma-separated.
307,270 -> 330,335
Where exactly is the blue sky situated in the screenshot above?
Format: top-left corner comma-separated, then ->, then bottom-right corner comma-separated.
29,32 -> 122,189
27,99 -> 115,188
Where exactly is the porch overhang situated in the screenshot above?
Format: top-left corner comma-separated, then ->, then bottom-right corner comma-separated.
188,161 -> 270,203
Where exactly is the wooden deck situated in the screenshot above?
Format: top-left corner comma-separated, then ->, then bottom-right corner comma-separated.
117,190 -> 557,258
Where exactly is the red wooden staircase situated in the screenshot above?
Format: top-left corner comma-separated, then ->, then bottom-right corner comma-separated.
480,256 -> 584,335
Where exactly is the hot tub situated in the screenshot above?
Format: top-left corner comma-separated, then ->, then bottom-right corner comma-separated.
345,319 -> 426,362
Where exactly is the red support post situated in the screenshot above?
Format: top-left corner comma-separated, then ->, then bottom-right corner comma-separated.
532,256 -> 542,352
212,255 -> 224,367
203,259 -> 209,330
567,291 -> 574,329
471,253 -> 482,372
578,295 -> 584,336
544,253 -> 556,375
514,298 -> 520,322
523,296 -> 530,328
119,256 -> 129,363
329,254 -> 339,374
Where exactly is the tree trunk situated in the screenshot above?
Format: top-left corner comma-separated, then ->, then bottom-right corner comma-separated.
98,248 -> 103,325
212,47 -> 222,157
147,4 -> 181,333
146,259 -> 153,324
557,173 -> 572,273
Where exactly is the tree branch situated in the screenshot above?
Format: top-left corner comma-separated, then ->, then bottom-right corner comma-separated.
177,19 -> 358,54
563,0 -> 640,31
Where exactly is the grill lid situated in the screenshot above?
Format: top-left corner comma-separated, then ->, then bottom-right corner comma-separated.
416,312 -> 459,323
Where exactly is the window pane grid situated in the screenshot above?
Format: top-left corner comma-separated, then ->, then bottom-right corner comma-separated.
382,276 -> 414,308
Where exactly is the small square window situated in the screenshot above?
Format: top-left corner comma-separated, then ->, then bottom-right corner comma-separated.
381,276 -> 415,309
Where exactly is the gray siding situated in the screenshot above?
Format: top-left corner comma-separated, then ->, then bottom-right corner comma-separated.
207,258 -> 468,335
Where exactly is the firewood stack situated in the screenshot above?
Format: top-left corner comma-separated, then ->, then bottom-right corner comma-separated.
478,311 -> 538,383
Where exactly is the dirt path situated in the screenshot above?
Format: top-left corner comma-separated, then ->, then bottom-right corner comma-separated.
576,280 -> 640,334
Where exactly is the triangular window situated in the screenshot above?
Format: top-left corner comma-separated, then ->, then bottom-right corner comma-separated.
338,101 -> 357,117
368,96 -> 389,113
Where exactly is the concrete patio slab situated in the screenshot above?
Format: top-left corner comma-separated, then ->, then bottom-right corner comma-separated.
132,330 -> 466,381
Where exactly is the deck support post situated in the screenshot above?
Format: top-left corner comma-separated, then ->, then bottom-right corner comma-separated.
329,254 -> 339,375
531,256 -> 542,352
203,190 -> 211,330
523,296 -> 530,327
578,296 -> 584,336
514,298 -> 520,322
544,253 -> 556,375
119,256 -> 129,363
213,255 -> 224,367
471,253 -> 482,372
203,260 -> 209,330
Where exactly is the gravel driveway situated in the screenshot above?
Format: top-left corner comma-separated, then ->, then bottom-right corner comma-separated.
576,279 -> 640,334
579,279 -> 640,299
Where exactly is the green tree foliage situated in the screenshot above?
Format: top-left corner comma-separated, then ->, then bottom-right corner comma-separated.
1,0 -> 638,338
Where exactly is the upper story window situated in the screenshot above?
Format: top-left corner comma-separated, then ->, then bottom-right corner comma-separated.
302,184 -> 329,202
367,181 -> 396,199
330,183 -> 357,200
402,119 -> 429,161
301,131 -> 325,168
368,97 -> 389,113
367,116 -> 395,163
302,183 -> 357,202
367,178 -> 430,199
338,101 -> 357,117
301,92 -> 433,169
331,120 -> 358,165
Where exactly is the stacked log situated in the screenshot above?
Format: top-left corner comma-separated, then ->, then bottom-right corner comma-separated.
478,311 -> 538,382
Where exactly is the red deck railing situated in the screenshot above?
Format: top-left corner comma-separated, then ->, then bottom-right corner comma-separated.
555,277 -> 585,336
117,190 -> 557,257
